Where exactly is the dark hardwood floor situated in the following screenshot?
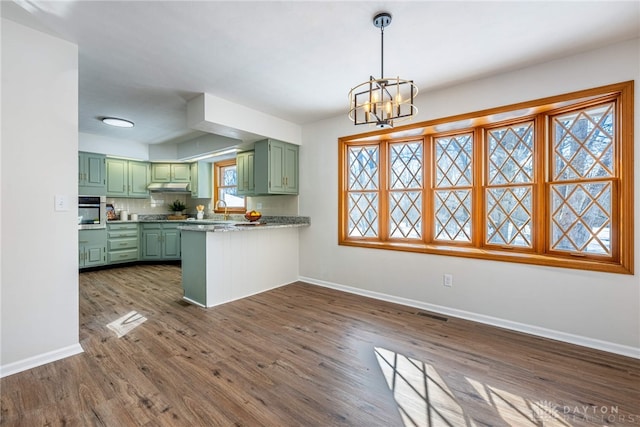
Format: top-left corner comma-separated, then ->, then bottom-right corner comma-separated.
1,264 -> 639,426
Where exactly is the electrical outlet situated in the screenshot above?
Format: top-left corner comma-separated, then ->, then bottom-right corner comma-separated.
443,274 -> 453,287
256,203 -> 262,210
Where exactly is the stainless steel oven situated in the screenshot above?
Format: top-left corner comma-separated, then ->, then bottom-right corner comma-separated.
78,195 -> 106,229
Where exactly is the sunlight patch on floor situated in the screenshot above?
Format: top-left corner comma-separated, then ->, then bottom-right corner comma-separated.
374,346 -> 581,426
374,347 -> 471,426
106,311 -> 147,338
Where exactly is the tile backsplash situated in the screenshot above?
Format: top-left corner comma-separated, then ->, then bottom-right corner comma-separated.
108,193 -> 298,217
107,194 -> 189,216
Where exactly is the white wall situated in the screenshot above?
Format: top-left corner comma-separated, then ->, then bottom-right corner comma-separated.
298,38 -> 640,357
1,19 -> 83,375
80,132 -> 149,160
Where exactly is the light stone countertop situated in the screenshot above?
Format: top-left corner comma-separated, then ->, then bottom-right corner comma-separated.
107,215 -> 310,232
178,222 -> 309,233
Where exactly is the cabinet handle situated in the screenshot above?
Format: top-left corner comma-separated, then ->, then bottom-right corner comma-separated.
79,240 -> 88,244
118,242 -> 127,246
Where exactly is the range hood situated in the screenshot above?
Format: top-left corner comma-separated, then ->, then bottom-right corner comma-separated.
147,182 -> 191,193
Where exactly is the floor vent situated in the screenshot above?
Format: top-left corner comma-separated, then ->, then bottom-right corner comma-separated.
416,312 -> 448,322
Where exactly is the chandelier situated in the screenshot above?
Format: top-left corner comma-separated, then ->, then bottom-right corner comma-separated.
348,12 -> 418,129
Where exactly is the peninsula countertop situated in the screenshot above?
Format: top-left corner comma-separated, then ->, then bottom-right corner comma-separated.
107,215 -> 310,232
178,221 -> 309,233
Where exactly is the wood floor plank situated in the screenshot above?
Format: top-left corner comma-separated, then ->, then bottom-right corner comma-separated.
1,264 -> 639,426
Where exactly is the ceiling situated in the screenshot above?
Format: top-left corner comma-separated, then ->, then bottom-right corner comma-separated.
3,1 -> 639,146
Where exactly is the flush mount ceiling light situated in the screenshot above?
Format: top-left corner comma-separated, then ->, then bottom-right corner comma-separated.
101,117 -> 135,128
348,12 -> 418,129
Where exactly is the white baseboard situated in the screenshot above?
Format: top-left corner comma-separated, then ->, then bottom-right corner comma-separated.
0,343 -> 84,378
298,276 -> 640,360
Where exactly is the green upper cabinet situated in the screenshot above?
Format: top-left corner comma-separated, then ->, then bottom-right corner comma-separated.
78,152 -> 106,195
129,160 -> 150,197
151,163 -> 191,183
190,161 -> 212,198
106,158 -> 127,197
106,158 -> 150,198
254,139 -> 299,195
150,163 -> 171,182
172,164 -> 191,182
236,150 -> 255,196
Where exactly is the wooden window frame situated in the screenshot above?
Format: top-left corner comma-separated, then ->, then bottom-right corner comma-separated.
213,159 -> 246,214
338,81 -> 634,274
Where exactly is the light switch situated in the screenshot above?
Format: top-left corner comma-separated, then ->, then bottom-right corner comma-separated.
54,195 -> 69,211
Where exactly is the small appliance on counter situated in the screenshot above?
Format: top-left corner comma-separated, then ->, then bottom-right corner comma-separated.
106,204 -> 117,221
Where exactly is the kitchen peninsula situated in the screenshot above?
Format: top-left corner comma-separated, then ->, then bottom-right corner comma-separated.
179,217 -> 310,308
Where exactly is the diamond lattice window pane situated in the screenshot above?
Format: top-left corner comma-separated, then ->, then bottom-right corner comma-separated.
550,182 -> 612,255
434,190 -> 471,242
435,134 -> 473,188
486,186 -> 532,247
348,146 -> 379,190
222,166 -> 237,186
389,191 -> 422,239
390,142 -> 423,190
488,123 -> 534,185
348,192 -> 379,237
553,103 -> 614,181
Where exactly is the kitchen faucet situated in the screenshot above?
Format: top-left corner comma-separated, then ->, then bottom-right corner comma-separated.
215,200 -> 228,220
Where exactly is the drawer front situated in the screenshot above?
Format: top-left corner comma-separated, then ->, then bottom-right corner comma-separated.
141,223 -> 163,231
107,223 -> 138,231
108,230 -> 138,239
162,223 -> 181,230
107,249 -> 139,264
107,238 -> 138,251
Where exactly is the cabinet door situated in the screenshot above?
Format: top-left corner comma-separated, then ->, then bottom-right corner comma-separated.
128,161 -> 150,197
190,162 -> 212,198
79,229 -> 106,268
106,158 -> 128,197
269,140 -> 286,193
190,162 -> 199,197
78,153 -> 84,185
283,143 -> 299,194
151,163 -> 171,182
237,151 -> 255,195
171,164 -> 191,182
163,229 -> 181,259
141,230 -> 162,260
79,152 -> 106,195
85,246 -> 105,267
85,153 -> 106,188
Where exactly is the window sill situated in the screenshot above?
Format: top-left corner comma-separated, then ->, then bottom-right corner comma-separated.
338,240 -> 632,275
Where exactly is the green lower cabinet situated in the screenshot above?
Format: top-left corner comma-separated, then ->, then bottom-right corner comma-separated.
107,223 -> 139,264
79,229 -> 107,268
141,223 -> 181,260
